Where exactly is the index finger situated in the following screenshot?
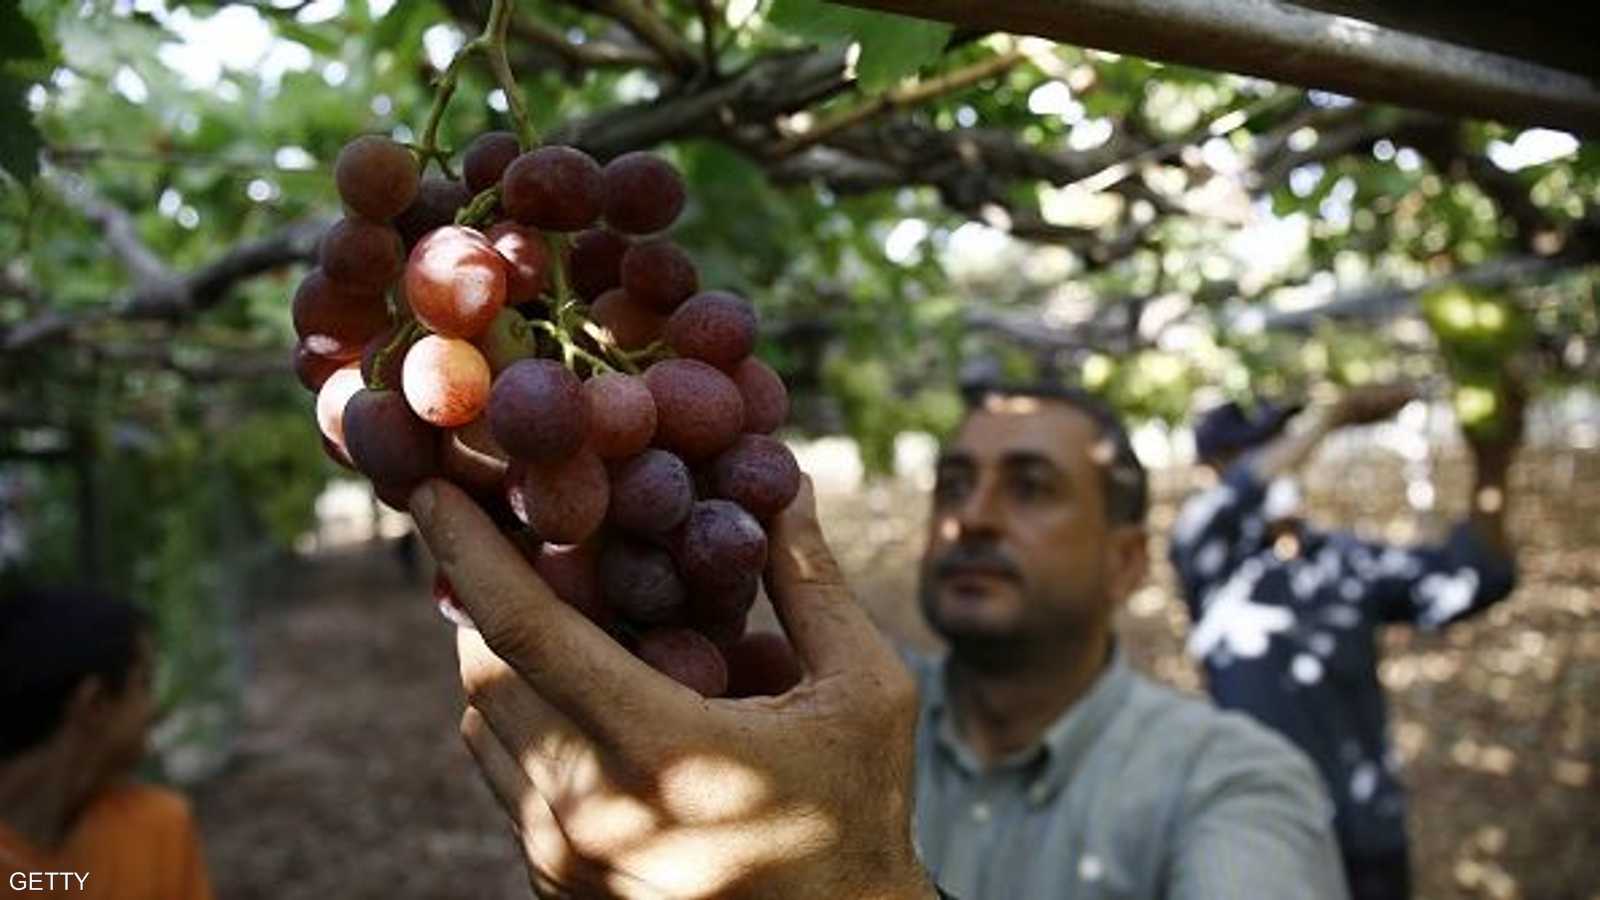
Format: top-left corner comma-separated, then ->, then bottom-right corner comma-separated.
410,478 -> 685,747
762,475 -> 898,679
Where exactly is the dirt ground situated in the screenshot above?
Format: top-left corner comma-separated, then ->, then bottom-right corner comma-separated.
190,447 -> 1600,899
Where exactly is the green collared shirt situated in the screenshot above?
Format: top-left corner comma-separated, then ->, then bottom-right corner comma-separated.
908,646 -> 1349,900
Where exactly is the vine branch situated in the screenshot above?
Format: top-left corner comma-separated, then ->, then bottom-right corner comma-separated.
579,0 -> 701,75
769,50 -> 1028,158
1,218 -> 327,352
416,0 -> 538,177
695,0 -> 720,75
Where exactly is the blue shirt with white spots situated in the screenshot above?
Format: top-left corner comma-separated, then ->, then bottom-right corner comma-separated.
1168,463 -> 1517,858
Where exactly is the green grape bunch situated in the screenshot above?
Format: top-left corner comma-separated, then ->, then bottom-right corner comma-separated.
1420,285 -> 1532,441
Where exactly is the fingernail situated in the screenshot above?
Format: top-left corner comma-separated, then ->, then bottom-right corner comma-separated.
409,480 -> 437,525
784,473 -> 817,522
437,596 -> 477,631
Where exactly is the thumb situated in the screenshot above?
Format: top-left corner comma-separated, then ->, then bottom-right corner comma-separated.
762,474 -> 893,679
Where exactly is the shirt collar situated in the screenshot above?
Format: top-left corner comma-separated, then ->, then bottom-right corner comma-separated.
926,642 -> 1136,805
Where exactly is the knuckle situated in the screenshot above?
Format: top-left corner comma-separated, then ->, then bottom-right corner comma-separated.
879,665 -> 920,723
458,657 -> 495,708
788,539 -> 845,588
477,610 -> 543,672
849,655 -> 919,726
459,707 -> 490,749
461,669 -> 495,708
605,726 -> 669,780
458,641 -> 512,709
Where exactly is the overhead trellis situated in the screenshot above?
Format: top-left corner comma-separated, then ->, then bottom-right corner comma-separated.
836,0 -> 1600,136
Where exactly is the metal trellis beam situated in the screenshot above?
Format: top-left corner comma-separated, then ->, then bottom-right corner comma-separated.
835,0 -> 1600,136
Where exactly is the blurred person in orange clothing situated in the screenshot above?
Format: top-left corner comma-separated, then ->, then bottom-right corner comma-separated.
1,587 -> 214,900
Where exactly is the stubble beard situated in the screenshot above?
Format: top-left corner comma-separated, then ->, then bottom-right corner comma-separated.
918,569 -> 1108,675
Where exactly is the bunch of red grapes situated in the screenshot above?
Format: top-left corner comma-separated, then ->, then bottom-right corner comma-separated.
292,132 -> 803,699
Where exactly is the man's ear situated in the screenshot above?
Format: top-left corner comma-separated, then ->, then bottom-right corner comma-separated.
1107,525 -> 1149,605
64,677 -> 109,730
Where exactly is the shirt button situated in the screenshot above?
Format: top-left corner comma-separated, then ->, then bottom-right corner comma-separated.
970,802 -> 991,823
1028,784 -> 1051,805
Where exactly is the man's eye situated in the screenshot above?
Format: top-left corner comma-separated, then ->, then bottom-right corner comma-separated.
934,473 -> 970,502
1013,474 -> 1053,500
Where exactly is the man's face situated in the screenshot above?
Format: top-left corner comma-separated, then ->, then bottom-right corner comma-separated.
1201,449 -> 1240,479
918,397 -> 1147,660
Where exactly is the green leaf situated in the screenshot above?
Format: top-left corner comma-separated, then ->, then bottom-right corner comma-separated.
1576,143 -> 1600,177
766,0 -> 951,91
0,72 -> 42,185
854,15 -> 951,92
371,0 -> 436,53
0,0 -> 48,184
1,0 -> 46,61
273,21 -> 344,57
765,0 -> 867,41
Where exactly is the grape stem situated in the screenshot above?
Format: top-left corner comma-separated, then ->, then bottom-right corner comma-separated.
534,232 -> 642,376
413,43 -> 477,179
368,319 -> 423,391
483,0 -> 537,150
528,318 -> 618,375
408,1 -> 633,384
455,186 -> 502,227
580,320 -> 641,375
544,232 -> 574,309
414,0 -> 538,178
623,340 -> 667,366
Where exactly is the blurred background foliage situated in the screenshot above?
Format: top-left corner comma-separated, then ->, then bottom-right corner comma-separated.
1,0 -> 1597,775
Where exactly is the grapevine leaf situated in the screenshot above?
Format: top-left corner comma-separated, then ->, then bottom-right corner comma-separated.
274,21 -> 344,57
764,0 -> 868,41
371,0 -> 436,53
0,0 -> 46,62
0,0 -> 47,184
0,73 -> 42,185
766,0 -> 951,91
853,15 -> 952,92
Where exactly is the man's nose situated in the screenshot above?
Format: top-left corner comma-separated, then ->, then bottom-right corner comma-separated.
952,476 -> 1004,540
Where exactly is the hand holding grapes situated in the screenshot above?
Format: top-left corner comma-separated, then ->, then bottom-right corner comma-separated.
415,476 -> 937,900
295,127 -> 935,897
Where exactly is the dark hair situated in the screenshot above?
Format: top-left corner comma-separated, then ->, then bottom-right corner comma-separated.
959,382 -> 1149,526
1192,400 -> 1303,464
0,587 -> 151,758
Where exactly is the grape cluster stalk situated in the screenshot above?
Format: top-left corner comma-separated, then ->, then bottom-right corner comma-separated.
292,131 -> 804,699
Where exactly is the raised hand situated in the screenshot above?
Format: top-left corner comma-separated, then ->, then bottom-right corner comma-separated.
412,477 -> 936,900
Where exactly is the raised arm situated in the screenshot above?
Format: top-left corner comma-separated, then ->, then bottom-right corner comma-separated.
1246,383 -> 1417,485
1349,378 -> 1524,628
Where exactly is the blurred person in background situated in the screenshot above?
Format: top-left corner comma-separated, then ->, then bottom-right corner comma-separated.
0,587 -> 215,900
1169,382 -> 1524,900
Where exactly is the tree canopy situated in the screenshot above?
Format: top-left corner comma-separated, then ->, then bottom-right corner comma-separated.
2,0 -> 1595,594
